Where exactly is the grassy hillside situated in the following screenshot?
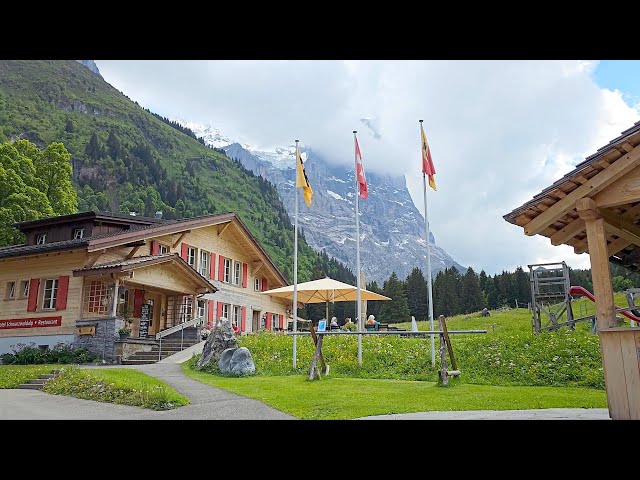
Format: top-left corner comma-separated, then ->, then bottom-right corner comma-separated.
0,60 -> 317,280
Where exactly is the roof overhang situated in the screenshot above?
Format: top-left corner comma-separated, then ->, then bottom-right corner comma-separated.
73,253 -> 217,293
504,121 -> 640,270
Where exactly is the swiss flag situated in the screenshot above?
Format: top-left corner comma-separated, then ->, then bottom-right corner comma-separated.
355,137 -> 368,200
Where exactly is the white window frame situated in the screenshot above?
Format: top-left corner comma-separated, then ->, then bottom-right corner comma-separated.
221,303 -> 229,320
233,261 -> 241,286
36,234 -> 47,245
199,250 -> 210,278
254,278 -> 262,291
232,305 -> 241,328
224,258 -> 232,283
197,299 -> 206,318
6,281 -> 16,300
159,244 -> 169,254
73,228 -> 85,239
20,280 -> 29,299
187,247 -> 197,269
42,278 -> 58,310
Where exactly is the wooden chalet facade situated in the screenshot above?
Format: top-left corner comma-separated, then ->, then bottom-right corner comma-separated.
0,211 -> 290,362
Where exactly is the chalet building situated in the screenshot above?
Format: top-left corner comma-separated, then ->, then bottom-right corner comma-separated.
0,211 -> 290,363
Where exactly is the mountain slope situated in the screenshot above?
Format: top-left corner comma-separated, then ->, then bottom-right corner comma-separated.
0,60 -> 317,281
223,142 -> 465,283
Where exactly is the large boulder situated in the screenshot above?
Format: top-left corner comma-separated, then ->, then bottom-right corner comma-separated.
218,347 -> 237,373
229,347 -> 256,376
196,317 -> 238,368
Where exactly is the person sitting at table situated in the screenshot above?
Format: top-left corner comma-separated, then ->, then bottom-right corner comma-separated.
365,315 -> 379,330
330,316 -> 339,329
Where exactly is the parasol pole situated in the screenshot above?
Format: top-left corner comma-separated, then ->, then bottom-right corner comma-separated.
354,131 -> 363,366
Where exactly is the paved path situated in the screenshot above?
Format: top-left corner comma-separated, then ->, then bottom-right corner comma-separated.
0,363 -> 294,420
359,408 -> 610,420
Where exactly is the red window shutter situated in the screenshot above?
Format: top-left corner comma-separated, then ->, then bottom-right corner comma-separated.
150,240 -> 159,255
216,302 -> 223,320
55,276 -> 70,310
242,263 -> 248,288
262,278 -> 268,292
210,252 -> 216,279
133,289 -> 145,317
218,255 -> 225,282
266,312 -> 272,331
241,306 -> 247,332
208,301 -> 215,327
279,314 -> 284,330
27,278 -> 40,312
180,243 -> 189,261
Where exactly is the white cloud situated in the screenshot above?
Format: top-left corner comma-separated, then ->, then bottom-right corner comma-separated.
95,60 -> 640,274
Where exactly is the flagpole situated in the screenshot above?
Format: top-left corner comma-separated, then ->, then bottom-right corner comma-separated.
354,130 -> 363,366
293,139 -> 299,369
420,120 -> 436,368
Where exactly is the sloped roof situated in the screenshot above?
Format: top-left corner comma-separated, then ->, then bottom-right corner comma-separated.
72,253 -> 217,293
504,120 -> 640,270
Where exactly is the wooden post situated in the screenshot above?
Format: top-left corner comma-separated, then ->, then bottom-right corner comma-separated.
576,198 -> 617,330
309,334 -> 324,380
309,324 -> 328,374
111,276 -> 120,317
439,333 -> 448,386
577,198 -> 634,419
440,315 -> 457,371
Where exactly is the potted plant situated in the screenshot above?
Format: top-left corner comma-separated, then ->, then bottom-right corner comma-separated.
118,304 -> 134,340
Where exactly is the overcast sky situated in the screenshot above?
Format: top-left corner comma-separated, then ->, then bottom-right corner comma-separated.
96,60 -> 640,275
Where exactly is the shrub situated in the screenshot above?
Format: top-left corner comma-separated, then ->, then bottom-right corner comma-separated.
0,342 -> 100,365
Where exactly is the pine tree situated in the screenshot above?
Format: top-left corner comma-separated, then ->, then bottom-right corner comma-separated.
513,266 -> 530,307
64,118 -> 74,133
461,267 -> 483,313
405,267 -> 428,321
107,129 -> 122,160
84,132 -> 102,160
378,272 -> 411,323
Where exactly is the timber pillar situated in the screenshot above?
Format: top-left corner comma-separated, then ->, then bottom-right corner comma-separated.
577,198 -> 640,419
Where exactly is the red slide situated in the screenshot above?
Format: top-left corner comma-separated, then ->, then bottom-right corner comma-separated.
569,285 -> 640,322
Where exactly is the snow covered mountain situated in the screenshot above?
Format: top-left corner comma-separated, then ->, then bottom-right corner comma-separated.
182,121 -> 466,283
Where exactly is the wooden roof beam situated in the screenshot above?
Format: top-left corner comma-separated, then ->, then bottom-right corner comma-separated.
599,208 -> 640,248
592,165 -> 640,209
172,231 -> 190,248
524,145 -> 640,236
550,218 -> 585,245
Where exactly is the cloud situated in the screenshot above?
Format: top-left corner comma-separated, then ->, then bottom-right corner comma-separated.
96,60 -> 640,275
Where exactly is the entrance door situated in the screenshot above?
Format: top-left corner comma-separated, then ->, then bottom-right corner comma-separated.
252,310 -> 260,333
146,293 -> 162,336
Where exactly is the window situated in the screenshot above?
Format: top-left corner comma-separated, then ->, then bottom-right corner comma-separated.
233,261 -> 241,286
159,244 -> 169,254
84,281 -> 109,314
5,281 -> 15,300
221,303 -> 229,320
20,280 -> 30,299
73,228 -> 85,239
42,279 -> 58,309
187,247 -> 197,268
197,300 -> 206,319
199,250 -> 210,278
36,234 -> 47,245
254,278 -> 262,291
232,305 -> 241,328
224,258 -> 232,283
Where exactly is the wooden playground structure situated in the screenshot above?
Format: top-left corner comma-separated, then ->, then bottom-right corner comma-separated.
528,261 -> 640,332
505,120 -> 640,419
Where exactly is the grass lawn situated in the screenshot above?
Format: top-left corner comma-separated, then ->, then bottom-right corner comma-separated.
182,362 -> 606,420
0,365 -> 60,388
43,367 -> 189,410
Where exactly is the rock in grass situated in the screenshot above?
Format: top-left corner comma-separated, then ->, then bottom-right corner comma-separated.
218,347 -> 237,373
229,347 -> 255,376
196,318 -> 238,368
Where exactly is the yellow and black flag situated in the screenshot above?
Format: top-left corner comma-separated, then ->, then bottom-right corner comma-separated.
296,145 -> 313,206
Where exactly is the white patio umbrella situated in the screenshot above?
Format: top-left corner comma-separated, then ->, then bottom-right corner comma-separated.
261,276 -> 391,324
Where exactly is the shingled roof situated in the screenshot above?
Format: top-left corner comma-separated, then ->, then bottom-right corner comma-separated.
504,120 -> 640,270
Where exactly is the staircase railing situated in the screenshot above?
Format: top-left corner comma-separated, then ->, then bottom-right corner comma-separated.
156,316 -> 205,361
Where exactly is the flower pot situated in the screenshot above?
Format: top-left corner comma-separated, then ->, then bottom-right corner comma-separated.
119,332 -> 130,340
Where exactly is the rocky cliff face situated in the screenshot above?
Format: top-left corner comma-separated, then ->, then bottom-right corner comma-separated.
223,143 -> 465,283
76,60 -> 102,77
